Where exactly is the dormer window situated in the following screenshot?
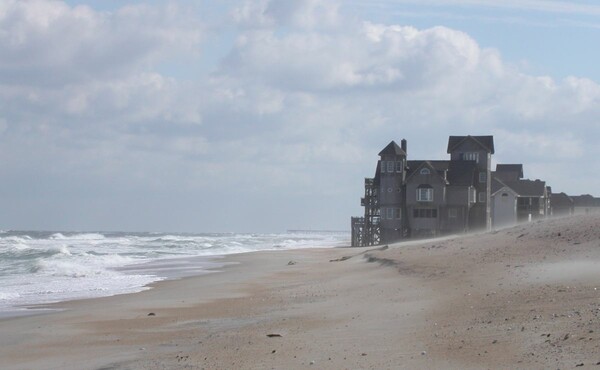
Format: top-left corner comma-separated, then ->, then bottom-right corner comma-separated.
417,184 -> 433,202
381,161 -> 386,173
387,161 -> 394,173
420,168 -> 431,175
395,161 -> 403,173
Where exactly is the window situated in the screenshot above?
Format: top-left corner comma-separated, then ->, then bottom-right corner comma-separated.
479,192 -> 486,203
448,208 -> 457,218
460,152 -> 479,163
396,161 -> 403,173
417,186 -> 434,202
479,172 -> 486,183
413,208 -> 438,218
420,168 -> 431,175
387,208 -> 394,219
396,208 -> 402,219
387,161 -> 394,173
380,161 -> 386,173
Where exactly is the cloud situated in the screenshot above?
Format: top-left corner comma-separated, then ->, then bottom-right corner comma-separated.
351,0 -> 600,16
0,0 -> 202,87
2,0 -> 600,231
217,3 -> 600,195
232,0 -> 341,30
0,0 -> 204,148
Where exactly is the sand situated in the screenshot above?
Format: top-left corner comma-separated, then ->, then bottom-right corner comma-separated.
1,214 -> 600,369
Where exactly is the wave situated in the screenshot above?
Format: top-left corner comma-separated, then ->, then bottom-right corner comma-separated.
0,235 -> 32,243
0,292 -> 20,301
50,233 -> 106,240
0,230 -> 348,314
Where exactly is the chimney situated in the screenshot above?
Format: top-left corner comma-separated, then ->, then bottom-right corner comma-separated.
401,139 -> 407,154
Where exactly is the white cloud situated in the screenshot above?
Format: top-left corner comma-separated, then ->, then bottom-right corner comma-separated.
351,0 -> 600,16
233,0 -> 341,30
0,0 -> 202,86
2,0 -> 600,231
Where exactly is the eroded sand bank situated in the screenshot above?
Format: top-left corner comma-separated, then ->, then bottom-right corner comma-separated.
1,215 -> 600,369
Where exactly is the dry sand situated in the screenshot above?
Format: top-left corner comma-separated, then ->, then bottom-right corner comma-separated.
1,214 -> 600,369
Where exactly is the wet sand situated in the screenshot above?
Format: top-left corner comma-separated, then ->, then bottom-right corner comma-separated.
1,214 -> 600,369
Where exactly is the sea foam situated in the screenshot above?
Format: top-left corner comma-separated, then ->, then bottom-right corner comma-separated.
0,230 -> 348,315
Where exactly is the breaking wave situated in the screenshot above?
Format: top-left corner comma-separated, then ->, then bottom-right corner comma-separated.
0,230 -> 348,315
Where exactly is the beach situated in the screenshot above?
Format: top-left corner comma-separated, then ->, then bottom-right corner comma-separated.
2,214 -> 600,369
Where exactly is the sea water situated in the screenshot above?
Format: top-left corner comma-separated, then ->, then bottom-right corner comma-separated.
0,230 -> 348,316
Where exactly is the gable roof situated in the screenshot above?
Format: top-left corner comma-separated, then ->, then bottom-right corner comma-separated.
491,177 -> 519,196
502,179 -> 546,197
491,176 -> 507,194
405,160 -> 449,184
496,164 -> 524,179
447,135 -> 495,154
378,141 -> 406,156
551,192 -> 573,207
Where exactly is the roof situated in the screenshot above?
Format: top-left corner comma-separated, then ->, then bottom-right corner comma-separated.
378,141 -> 406,156
491,176 -> 508,194
551,192 -> 573,207
407,160 -> 450,172
496,164 -> 524,179
570,194 -> 600,207
405,160 -> 449,184
446,160 -> 478,186
502,179 -> 546,197
447,135 -> 495,154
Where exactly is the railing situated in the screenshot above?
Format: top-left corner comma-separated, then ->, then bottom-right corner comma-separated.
361,197 -> 378,207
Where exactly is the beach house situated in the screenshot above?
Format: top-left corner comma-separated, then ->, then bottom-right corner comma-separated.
351,135 -> 494,246
490,165 -> 550,227
351,136 -> 599,247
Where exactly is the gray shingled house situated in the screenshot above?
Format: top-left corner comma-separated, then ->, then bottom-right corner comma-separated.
571,195 -> 600,214
351,135 -> 494,246
550,192 -> 574,216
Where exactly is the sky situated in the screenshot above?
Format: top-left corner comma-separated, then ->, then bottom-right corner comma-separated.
1,0 -> 600,233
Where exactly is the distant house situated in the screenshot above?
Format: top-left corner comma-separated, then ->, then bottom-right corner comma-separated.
550,192 -> 574,216
490,162 -> 552,228
571,194 -> 600,214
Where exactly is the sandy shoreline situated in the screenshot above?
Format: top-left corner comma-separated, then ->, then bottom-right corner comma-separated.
2,214 -> 600,369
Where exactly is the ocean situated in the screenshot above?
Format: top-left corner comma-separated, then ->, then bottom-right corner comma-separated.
0,230 -> 348,316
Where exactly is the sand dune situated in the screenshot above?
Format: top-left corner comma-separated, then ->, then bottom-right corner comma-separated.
1,214 -> 599,369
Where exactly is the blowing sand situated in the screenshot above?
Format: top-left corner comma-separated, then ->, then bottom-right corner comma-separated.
1,215 -> 600,369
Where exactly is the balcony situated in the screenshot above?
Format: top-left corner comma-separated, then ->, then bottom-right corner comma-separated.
361,196 -> 378,207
